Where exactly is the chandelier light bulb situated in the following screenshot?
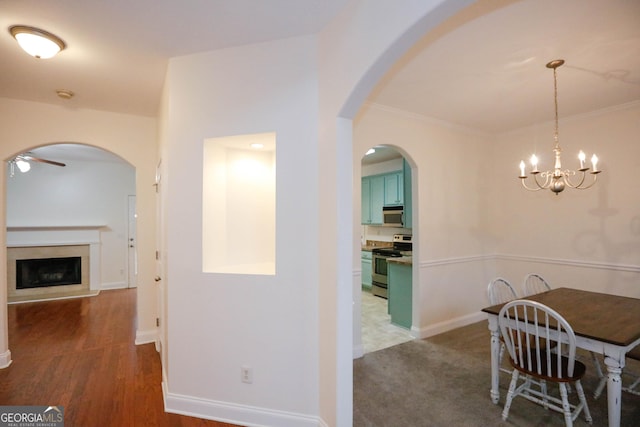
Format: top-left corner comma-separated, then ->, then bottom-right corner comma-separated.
578,151 -> 586,169
9,25 -> 66,59
530,154 -> 539,173
591,154 -> 599,172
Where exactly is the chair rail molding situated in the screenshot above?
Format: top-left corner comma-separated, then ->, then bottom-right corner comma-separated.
495,253 -> 640,273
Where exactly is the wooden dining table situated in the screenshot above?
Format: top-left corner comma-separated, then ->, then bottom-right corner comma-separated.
482,287 -> 640,427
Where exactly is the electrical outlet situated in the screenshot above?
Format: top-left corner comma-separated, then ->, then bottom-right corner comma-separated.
241,366 -> 253,384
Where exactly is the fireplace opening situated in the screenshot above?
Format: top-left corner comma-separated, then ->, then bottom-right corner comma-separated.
16,257 -> 82,289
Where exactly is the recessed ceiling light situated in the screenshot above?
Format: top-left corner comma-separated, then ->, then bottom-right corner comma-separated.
9,25 -> 66,59
250,143 -> 264,149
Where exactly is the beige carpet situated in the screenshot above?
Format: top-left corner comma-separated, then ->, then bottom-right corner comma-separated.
354,321 -> 640,426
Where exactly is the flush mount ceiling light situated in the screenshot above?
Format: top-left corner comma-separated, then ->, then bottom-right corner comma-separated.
9,25 -> 66,59
518,59 -> 602,194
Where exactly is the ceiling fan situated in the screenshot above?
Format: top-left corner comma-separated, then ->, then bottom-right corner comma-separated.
8,152 -> 66,177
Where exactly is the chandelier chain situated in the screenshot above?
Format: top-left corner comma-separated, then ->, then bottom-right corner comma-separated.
553,66 -> 559,149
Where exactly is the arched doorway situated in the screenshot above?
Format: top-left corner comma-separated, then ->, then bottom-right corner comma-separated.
3,142 -> 137,362
356,145 -> 416,356
328,2 -> 477,424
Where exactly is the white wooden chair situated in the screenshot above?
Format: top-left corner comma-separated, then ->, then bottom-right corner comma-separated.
593,345 -> 640,399
522,273 -> 551,296
487,277 -> 518,306
487,277 -> 518,374
522,273 -> 605,389
498,300 -> 592,426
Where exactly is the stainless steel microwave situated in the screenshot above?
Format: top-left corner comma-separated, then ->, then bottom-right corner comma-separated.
382,206 -> 403,227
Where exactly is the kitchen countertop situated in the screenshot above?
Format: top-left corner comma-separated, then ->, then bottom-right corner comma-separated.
387,256 -> 412,266
361,240 -> 393,252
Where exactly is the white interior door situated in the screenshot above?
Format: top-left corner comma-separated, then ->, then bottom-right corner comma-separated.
155,160 -> 165,357
127,195 -> 137,288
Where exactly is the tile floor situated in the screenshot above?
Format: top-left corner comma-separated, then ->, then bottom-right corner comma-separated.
361,289 -> 414,353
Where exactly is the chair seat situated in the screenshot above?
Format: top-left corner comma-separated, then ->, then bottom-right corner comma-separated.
510,350 -> 587,383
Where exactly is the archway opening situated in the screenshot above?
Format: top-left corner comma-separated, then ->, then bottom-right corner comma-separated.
358,145 -> 416,355
5,143 -> 136,301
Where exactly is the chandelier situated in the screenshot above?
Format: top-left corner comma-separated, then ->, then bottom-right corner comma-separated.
518,59 -> 601,194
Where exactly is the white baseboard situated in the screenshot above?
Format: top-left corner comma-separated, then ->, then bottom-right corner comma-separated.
0,349 -> 12,369
163,386 -> 323,427
353,343 -> 364,359
101,281 -> 128,290
135,328 -> 158,345
415,311 -> 487,339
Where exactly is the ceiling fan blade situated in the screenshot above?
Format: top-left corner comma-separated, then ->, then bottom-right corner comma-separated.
22,155 -> 66,167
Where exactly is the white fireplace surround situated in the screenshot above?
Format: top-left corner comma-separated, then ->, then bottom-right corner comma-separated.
7,226 -> 104,301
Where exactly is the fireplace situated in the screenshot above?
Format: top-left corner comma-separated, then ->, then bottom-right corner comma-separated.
7,244 -> 92,303
17,256 -> 82,289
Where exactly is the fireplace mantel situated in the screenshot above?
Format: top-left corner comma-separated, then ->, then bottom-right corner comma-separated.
7,225 -> 107,231
7,225 -> 106,247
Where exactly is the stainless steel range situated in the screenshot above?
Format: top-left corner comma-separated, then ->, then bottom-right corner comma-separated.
371,234 -> 412,298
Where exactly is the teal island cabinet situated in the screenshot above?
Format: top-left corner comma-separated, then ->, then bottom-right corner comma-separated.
387,257 -> 412,329
361,250 -> 372,289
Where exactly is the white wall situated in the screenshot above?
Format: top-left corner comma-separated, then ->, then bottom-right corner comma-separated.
161,35 -> 320,426
6,156 -> 135,288
0,98 -> 158,360
490,103 -> 640,298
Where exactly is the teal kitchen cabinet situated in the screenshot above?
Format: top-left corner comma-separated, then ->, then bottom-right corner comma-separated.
387,259 -> 412,329
403,159 -> 412,228
384,172 -> 403,206
361,175 -> 384,225
361,251 -> 372,289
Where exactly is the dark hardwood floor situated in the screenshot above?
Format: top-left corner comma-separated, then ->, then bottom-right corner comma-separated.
0,288 -> 241,427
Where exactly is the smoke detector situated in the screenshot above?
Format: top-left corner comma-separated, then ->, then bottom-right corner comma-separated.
56,89 -> 74,100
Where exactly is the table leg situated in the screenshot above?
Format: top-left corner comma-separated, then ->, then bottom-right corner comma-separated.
604,354 -> 624,427
488,317 -> 500,404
